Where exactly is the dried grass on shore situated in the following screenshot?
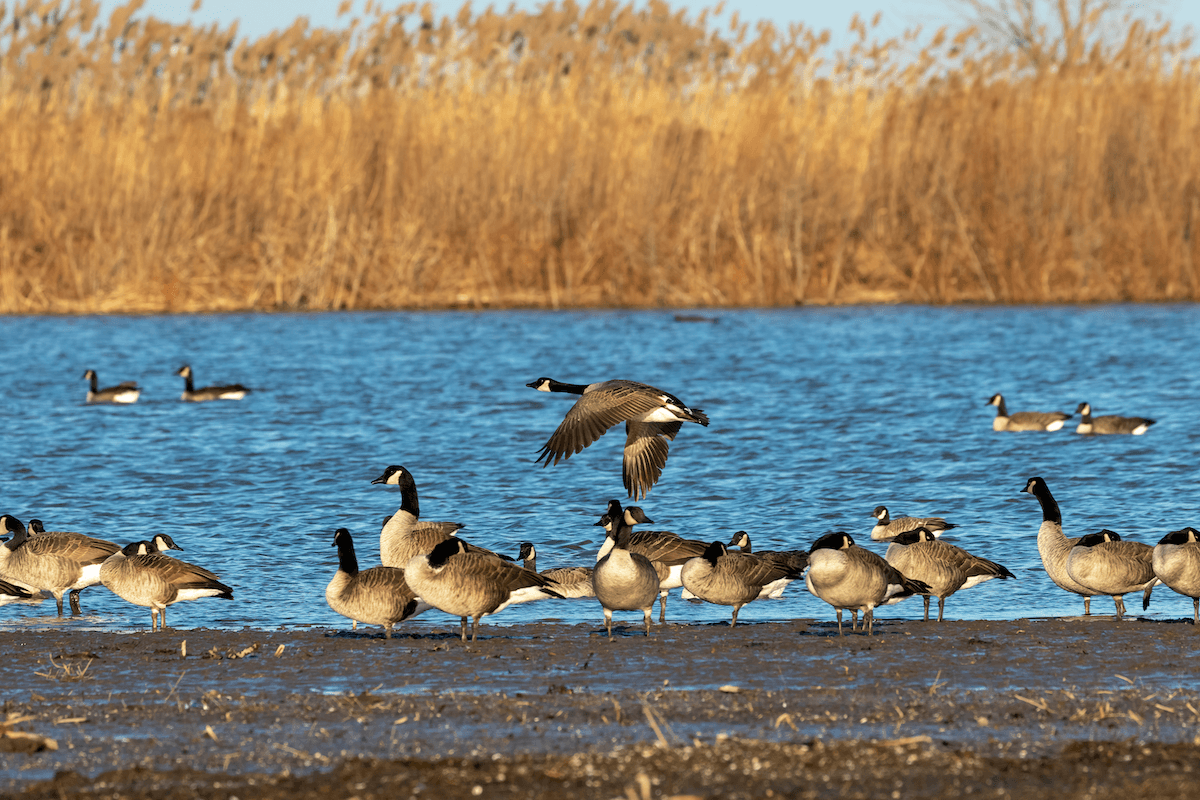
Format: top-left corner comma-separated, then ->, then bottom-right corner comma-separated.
1,1 -> 1198,313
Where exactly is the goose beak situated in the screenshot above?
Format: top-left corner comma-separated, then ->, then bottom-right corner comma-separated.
525,380 -> 539,389
370,474 -> 388,485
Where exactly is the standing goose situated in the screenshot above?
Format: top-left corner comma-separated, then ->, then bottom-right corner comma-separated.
99,539 -> 234,630
527,377 -> 710,500
594,500 -> 708,622
681,541 -> 806,625
869,506 -> 957,542
1021,476 -> 1095,614
724,531 -> 808,598
592,504 -> 660,638
25,519 -> 122,614
326,528 -> 428,638
885,527 -> 1016,621
0,515 -> 120,616
1153,528 -> 1200,624
517,542 -> 594,598
371,465 -> 473,568
986,394 -> 1071,432
0,578 -> 33,606
82,369 -> 140,404
1074,402 -> 1156,435
176,365 -> 250,402
405,538 -> 561,642
805,532 -> 928,636
1065,530 -> 1156,619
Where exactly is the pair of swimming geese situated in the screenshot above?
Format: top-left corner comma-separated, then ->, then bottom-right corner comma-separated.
0,516 -> 233,628
987,394 -> 1156,434
83,365 -> 250,404
1022,476 -> 1200,622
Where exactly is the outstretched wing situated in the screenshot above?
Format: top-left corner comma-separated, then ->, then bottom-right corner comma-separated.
535,383 -> 669,466
622,421 -> 682,499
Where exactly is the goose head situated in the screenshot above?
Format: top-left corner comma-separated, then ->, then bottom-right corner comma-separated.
810,532 -> 854,554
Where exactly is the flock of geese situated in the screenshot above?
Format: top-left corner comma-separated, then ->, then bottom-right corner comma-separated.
83,365 -> 250,403
3,377 -> 1195,640
986,393 -> 1156,434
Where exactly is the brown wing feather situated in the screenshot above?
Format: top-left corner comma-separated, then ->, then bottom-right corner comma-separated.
535,384 -> 678,465
628,531 -> 709,564
623,422 -> 674,500
25,533 -> 120,565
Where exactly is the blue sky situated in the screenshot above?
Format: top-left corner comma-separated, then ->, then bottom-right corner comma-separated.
99,1 -> 1199,48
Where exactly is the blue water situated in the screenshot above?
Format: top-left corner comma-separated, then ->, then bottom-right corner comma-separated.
1,305 -> 1197,632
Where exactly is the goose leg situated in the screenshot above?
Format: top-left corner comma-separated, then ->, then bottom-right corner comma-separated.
643,608 -> 652,636
922,596 -> 930,622
1194,597 -> 1198,625
1083,596 -> 1091,616
658,591 -> 668,623
1113,596 -> 1126,619
937,597 -> 946,622
54,593 -> 65,617
149,609 -> 157,631
161,607 -> 168,630
865,609 -> 874,636
470,616 -> 480,642
69,590 -> 83,616
604,609 -> 614,639
835,609 -> 844,636
851,609 -> 859,631
730,605 -> 740,627
384,624 -> 393,640
459,617 -> 468,641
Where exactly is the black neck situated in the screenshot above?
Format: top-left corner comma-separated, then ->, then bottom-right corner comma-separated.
395,473 -> 420,518
994,397 -> 1009,416
1032,481 -> 1062,525
183,374 -> 195,392
549,380 -> 588,395
88,373 -> 99,392
336,535 -> 359,575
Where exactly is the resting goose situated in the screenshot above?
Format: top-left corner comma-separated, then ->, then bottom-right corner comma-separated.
527,377 -> 709,500
805,532 -> 928,636
682,541 -> 806,625
326,528 -> 428,638
594,500 -> 707,621
404,538 -> 561,642
885,527 -> 1015,621
24,519 -> 121,614
592,505 -> 660,638
0,515 -> 120,616
986,394 -> 1070,432
724,531 -> 808,598
517,543 -> 594,598
1153,528 -> 1200,623
176,365 -> 250,402
82,369 -> 140,404
99,539 -> 233,630
1021,476 -> 1095,614
869,506 -> 957,542
1065,530 -> 1156,619
1074,402 -> 1156,435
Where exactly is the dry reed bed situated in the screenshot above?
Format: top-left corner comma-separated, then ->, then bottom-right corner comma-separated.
1,0 -> 1198,313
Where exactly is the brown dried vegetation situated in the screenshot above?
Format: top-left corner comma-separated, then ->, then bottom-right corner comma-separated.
1,0 -> 1198,313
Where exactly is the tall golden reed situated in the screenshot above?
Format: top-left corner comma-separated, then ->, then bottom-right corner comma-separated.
0,0 -> 1197,313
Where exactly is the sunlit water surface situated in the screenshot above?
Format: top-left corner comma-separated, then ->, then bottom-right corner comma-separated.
1,306 -> 1197,633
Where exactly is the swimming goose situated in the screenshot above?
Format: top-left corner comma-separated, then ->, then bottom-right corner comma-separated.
176,365 -> 250,402
805,532 -> 928,636
986,394 -> 1070,432
682,541 -> 806,625
404,538 -> 561,642
1065,530 -> 1156,619
1074,402 -> 1156,435
1153,528 -> 1200,623
527,377 -> 710,500
884,528 -> 1016,621
326,528 -> 428,638
1021,476 -> 1095,615
82,369 -> 140,404
724,531 -> 808,598
594,500 -> 708,621
371,465 -> 470,568
592,505 -> 660,638
0,577 -> 33,605
0,515 -> 121,616
99,540 -> 234,630
517,542 -> 594,598
869,506 -> 957,542
25,519 -> 122,614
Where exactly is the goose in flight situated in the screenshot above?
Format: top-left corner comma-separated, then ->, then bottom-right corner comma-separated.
527,377 -> 709,499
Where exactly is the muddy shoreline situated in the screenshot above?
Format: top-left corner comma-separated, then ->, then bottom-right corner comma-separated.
3,618 -> 1199,798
